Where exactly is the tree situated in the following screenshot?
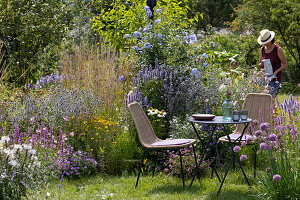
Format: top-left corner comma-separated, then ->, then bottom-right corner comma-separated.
0,0 -> 73,85
231,0 -> 300,80
187,0 -> 242,30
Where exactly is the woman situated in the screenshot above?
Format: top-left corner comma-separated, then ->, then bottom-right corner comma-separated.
258,29 -> 288,96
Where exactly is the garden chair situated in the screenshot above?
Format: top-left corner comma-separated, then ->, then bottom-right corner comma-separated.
218,93 -> 273,177
128,102 -> 197,187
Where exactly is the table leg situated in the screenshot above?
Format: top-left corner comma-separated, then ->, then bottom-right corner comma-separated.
189,124 -> 218,188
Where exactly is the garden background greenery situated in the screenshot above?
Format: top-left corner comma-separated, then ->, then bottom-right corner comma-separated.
0,0 -> 299,199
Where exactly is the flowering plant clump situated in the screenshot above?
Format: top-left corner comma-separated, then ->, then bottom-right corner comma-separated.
0,136 -> 44,200
240,95 -> 300,199
164,146 -> 209,178
146,107 -> 168,139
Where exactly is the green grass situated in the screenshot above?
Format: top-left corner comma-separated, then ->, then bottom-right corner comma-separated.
27,169 -> 260,200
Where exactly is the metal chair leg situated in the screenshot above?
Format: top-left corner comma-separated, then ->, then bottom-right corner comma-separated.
136,150 -> 145,188
178,149 -> 185,187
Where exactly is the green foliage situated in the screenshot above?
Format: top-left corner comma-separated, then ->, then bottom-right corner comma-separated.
232,0 -> 300,81
188,0 -> 242,30
0,0 -> 73,85
93,0 -> 193,50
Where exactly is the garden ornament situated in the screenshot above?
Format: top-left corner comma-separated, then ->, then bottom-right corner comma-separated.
146,0 -> 157,19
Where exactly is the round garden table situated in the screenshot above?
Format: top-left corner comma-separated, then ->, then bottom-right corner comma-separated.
188,116 -> 252,196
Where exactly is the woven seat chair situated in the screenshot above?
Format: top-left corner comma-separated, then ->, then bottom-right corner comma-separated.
128,102 -> 197,187
218,93 -> 273,177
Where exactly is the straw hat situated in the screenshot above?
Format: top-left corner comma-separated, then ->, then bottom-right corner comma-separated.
257,29 -> 275,45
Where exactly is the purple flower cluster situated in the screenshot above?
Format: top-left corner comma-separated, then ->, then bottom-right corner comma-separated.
273,174 -> 281,182
33,73 -> 63,90
233,145 -> 241,153
125,59 -> 164,108
6,122 -> 97,180
240,154 -> 248,161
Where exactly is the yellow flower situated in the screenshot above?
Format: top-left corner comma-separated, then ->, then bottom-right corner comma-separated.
95,133 -> 99,136
90,149 -> 93,151
91,138 -> 94,140
82,132 -> 86,135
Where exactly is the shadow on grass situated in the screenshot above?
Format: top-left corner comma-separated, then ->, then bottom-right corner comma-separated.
205,187 -> 258,200
150,183 -> 206,194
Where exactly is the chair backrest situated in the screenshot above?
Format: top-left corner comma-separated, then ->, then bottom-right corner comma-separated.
128,102 -> 160,148
234,93 -> 273,134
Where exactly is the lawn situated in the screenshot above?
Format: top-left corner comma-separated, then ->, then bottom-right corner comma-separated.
28,169 -> 260,200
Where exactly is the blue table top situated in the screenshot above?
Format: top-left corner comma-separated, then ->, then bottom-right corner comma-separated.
188,116 -> 252,124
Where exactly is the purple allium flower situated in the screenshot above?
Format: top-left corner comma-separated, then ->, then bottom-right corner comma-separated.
240,155 -> 248,161
255,130 -> 263,137
210,41 -> 215,47
203,63 -> 209,68
273,174 -> 281,182
260,142 -> 271,150
260,123 -> 269,132
267,134 -> 277,141
233,145 -> 241,153
132,46 -> 138,51
156,8 -> 162,14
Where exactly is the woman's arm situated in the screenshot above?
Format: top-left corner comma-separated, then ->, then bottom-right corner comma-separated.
258,47 -> 264,68
274,47 -> 288,75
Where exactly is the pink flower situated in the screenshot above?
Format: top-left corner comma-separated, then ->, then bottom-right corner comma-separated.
64,117 -> 69,122
273,174 -> 281,182
240,155 -> 248,161
233,146 -> 241,153
70,132 -> 74,137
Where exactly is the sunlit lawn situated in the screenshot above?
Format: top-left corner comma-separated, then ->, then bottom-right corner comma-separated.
28,168 -> 260,200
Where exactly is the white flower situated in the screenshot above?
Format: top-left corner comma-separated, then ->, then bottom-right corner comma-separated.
46,192 -> 51,198
22,144 -> 32,150
0,136 -> 10,144
13,144 -> 23,150
8,160 -> 20,167
148,109 -> 157,115
34,161 -> 41,168
157,111 -> 167,118
220,72 -> 227,77
29,149 -> 37,155
234,79 -> 239,86
219,84 -> 227,92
